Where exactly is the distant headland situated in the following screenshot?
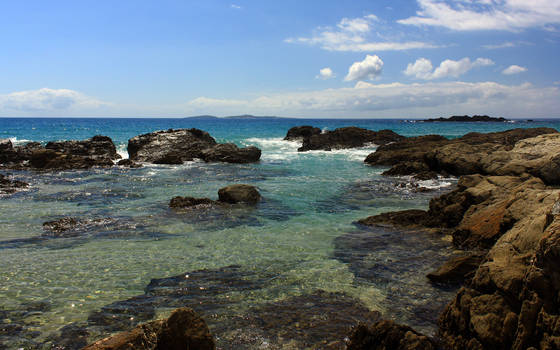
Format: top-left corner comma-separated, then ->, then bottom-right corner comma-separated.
421,115 -> 508,122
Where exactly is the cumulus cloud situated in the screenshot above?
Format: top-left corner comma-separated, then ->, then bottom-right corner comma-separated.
502,65 -> 528,75
285,14 -> 438,52
317,67 -> 335,80
345,55 -> 384,81
404,57 -> 494,80
398,0 -> 560,31
230,4 -> 241,9
0,88 -> 108,115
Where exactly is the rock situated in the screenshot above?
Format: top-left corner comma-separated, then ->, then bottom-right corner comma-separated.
422,115 -> 508,122
357,209 -> 428,229
365,128 -> 559,182
127,128 -> 217,164
169,196 -> 220,209
45,135 -> 120,161
427,253 -> 485,284
0,173 -> 29,195
284,126 -> 322,141
346,320 -> 436,350
298,127 -> 404,152
83,307 -> 214,350
42,217 -> 79,234
200,143 -> 261,163
0,138 -> 13,152
217,184 -> 261,204
117,159 -> 142,168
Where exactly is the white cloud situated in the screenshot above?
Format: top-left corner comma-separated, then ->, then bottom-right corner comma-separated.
0,88 -> 108,115
230,4 -> 242,9
398,0 -> 560,31
502,65 -> 528,75
404,57 -> 494,80
182,81 -> 560,118
345,55 -> 384,81
482,42 -> 516,49
317,67 -> 335,80
285,14 -> 438,52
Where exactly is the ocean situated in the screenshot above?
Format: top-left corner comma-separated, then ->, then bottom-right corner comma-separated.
1,117 -> 559,349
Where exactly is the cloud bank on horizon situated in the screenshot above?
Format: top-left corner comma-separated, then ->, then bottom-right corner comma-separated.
0,0 -> 559,118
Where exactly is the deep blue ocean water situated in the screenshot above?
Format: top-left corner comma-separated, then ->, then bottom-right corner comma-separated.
1,117 -> 559,349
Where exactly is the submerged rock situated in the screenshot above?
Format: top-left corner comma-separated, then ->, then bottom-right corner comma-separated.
169,196 -> 221,209
297,127 -> 404,152
0,173 -> 29,195
284,125 -> 322,141
117,158 -> 142,168
217,184 -> 261,204
346,321 -> 436,350
127,128 -> 261,164
83,307 -> 214,350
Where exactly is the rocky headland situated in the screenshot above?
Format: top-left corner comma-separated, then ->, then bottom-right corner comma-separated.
359,127 -> 560,349
284,126 -> 404,152
127,128 -> 261,164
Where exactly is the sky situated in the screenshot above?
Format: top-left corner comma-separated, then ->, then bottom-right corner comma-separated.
1,0 -> 559,118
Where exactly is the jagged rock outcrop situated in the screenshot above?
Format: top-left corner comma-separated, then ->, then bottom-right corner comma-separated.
83,307 -> 215,350
284,126 -> 322,141
294,126 -> 404,152
0,136 -> 120,170
127,129 -> 261,164
366,128 -> 559,183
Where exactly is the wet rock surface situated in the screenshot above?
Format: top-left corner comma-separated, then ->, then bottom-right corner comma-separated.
116,158 -> 142,168
83,307 -> 214,350
218,184 -> 261,204
0,135 -> 120,170
426,252 -> 485,285
295,126 -> 404,152
127,128 -> 261,164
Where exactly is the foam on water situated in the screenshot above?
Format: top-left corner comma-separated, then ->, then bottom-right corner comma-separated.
116,143 -> 129,159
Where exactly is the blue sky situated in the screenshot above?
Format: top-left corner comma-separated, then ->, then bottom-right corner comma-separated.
0,0 -> 559,118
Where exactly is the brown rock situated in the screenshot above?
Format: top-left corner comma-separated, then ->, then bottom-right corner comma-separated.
84,307 -> 214,350
347,321 -> 435,350
200,143 -> 261,163
357,209 -> 428,229
284,126 -> 321,141
299,127 -> 404,152
427,253 -> 485,284
218,184 -> 261,204
169,196 -> 220,209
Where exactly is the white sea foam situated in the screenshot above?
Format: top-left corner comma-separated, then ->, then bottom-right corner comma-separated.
116,144 -> 129,159
417,178 -> 454,189
8,137 -> 32,145
243,137 -> 377,162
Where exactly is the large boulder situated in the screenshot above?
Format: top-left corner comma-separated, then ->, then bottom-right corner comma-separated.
83,307 -> 215,350
127,129 -> 217,164
298,127 -> 404,152
45,135 -> 120,161
284,126 -> 321,141
218,184 -> 261,204
200,143 -> 261,163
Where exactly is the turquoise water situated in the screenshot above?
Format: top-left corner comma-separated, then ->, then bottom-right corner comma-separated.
1,118 -> 559,349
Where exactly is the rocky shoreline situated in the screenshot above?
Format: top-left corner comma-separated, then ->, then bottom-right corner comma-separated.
2,125 -> 560,349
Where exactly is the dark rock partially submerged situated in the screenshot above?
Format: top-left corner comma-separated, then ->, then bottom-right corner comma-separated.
169,196 -> 221,209
218,184 -> 261,204
293,126 -> 404,152
346,321 -> 436,350
127,128 -> 261,164
83,307 -> 214,350
426,253 -> 485,285
0,173 -> 29,195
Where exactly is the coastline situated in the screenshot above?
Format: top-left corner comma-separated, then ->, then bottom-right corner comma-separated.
1,119 -> 560,348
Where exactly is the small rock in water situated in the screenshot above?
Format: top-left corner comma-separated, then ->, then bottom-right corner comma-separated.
218,184 -> 261,204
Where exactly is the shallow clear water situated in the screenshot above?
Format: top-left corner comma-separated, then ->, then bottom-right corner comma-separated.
1,118 -> 559,349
